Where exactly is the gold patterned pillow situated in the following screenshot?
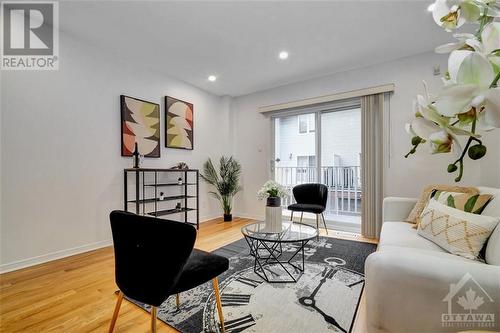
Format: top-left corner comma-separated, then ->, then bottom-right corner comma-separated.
432,190 -> 492,214
417,200 -> 500,260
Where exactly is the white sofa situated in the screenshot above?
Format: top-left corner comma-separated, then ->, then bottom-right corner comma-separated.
365,186 -> 500,333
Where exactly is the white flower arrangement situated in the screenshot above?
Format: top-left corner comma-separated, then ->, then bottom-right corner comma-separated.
257,180 -> 289,200
406,0 -> 500,181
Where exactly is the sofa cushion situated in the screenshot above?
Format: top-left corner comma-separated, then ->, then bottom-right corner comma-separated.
478,186 -> 500,265
432,190 -> 493,214
417,200 -> 500,260
379,222 -> 446,253
405,185 -> 478,224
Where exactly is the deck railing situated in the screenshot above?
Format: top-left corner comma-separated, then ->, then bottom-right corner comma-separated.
275,166 -> 361,216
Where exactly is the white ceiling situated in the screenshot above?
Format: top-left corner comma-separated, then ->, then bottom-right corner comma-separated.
59,1 -> 450,97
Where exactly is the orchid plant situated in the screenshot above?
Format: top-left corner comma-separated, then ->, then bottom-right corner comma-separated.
405,0 -> 500,181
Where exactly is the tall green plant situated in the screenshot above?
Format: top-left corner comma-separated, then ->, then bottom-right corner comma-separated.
201,156 -> 242,216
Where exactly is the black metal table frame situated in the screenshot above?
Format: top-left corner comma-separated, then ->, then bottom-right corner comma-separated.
243,235 -> 310,283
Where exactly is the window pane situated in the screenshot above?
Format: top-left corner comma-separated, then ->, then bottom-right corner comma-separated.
298,115 -> 308,133
320,108 -> 361,227
309,114 -> 315,132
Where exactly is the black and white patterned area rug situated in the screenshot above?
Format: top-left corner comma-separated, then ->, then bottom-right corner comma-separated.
132,236 -> 376,333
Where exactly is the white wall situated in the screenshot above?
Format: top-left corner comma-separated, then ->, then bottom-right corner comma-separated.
229,51 -> 490,219
0,33 -> 230,272
480,131 -> 500,188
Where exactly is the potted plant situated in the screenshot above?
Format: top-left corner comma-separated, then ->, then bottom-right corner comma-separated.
258,180 -> 288,207
201,156 -> 242,221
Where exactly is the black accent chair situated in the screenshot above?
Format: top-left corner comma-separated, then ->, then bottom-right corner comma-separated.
108,210 -> 228,333
287,183 -> 329,235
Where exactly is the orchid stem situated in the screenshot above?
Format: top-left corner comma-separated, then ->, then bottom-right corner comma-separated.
491,71 -> 500,88
452,117 -> 477,182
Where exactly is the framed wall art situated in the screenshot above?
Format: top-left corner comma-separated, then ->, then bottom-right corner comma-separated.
165,96 -> 194,150
120,95 -> 160,157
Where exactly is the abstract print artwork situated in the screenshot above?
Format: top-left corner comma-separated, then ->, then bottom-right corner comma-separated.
165,96 -> 193,150
121,95 -> 160,157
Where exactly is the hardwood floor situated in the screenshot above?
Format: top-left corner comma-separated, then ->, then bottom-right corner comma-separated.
0,217 -> 377,333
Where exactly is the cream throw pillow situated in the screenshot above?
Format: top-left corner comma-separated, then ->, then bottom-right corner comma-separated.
417,200 -> 500,260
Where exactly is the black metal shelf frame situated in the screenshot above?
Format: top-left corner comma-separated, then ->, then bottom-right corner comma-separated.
123,168 -> 200,229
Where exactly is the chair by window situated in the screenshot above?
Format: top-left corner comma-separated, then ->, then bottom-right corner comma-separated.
108,210 -> 228,333
287,183 -> 329,234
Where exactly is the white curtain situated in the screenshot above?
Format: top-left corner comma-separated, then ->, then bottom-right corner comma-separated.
361,93 -> 384,238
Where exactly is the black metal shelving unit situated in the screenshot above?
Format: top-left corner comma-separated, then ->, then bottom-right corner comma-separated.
124,168 -> 200,229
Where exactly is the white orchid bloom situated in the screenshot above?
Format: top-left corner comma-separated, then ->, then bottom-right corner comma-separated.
482,22 -> 500,69
432,0 -> 466,30
429,130 -> 454,154
435,33 -> 476,53
409,117 -> 463,154
482,22 -> 500,54
478,87 -> 500,129
441,23 -> 500,69
434,52 -> 496,118
431,0 -> 483,31
410,98 -> 474,155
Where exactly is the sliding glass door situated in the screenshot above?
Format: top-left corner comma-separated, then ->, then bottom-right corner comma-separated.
271,101 -> 361,232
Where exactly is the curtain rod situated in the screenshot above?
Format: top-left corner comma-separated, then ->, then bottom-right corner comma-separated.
258,83 -> 395,113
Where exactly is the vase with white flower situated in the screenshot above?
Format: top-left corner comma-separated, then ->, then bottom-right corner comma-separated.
258,181 -> 288,232
258,180 -> 288,205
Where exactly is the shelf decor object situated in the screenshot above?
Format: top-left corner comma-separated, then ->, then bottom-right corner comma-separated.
120,95 -> 160,158
165,96 -> 194,150
123,168 -> 199,229
405,1 -> 500,181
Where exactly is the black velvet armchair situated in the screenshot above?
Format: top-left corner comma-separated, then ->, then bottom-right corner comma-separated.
108,210 -> 228,333
287,183 -> 329,234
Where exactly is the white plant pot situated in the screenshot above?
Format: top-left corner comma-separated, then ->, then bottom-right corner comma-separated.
265,206 -> 283,233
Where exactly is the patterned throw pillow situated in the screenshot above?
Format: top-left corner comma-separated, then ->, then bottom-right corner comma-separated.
432,190 -> 493,214
417,200 -> 500,260
406,185 -> 479,224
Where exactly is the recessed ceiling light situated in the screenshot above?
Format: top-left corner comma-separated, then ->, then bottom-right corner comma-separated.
279,51 -> 289,60
427,3 -> 435,11
208,75 -> 217,82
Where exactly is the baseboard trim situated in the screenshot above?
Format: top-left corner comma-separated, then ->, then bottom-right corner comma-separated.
0,214 -> 226,274
0,239 -> 113,274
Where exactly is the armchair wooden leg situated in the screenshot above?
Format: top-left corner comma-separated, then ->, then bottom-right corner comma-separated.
151,306 -> 157,333
290,211 -> 294,221
212,277 -> 226,333
300,212 -> 303,222
109,291 -> 124,333
176,293 -> 180,309
321,213 -> 329,235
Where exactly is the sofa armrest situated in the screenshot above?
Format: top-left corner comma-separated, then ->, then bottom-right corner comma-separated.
365,249 -> 500,333
382,197 -> 417,222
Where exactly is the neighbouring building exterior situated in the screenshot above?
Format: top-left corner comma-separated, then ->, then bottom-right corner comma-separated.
274,109 -> 362,226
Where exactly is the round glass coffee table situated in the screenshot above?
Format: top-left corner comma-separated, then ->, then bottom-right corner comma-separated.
241,221 -> 318,283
